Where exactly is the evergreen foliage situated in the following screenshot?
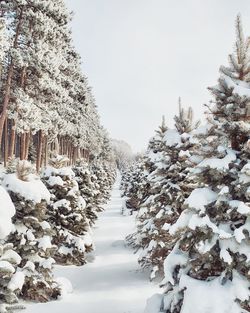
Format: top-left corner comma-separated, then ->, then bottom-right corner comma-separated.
42,155 -> 93,266
2,161 -> 60,303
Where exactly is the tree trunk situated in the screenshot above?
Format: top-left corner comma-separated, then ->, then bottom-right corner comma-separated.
44,136 -> 48,166
36,130 -> 43,172
9,119 -> 16,159
4,119 -> 8,167
24,131 -> 30,160
20,133 -> 26,160
0,8 -> 24,151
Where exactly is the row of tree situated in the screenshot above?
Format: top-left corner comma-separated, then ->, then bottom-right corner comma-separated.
0,0 -> 119,311
0,0 -> 110,171
0,156 -> 116,312
122,16 -> 250,313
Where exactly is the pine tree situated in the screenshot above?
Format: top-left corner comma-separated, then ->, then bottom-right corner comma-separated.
73,159 -> 99,226
126,117 -> 169,250
121,160 -> 147,214
42,155 -> 93,266
2,161 -> 60,303
0,186 -> 25,313
148,16 -> 250,313
129,104 -> 200,280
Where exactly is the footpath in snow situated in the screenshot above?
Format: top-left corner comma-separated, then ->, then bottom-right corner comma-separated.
25,176 -> 159,313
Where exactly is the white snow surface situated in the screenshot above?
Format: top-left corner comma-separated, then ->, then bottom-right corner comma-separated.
24,176 -> 159,313
2,173 -> 50,203
7,271 -> 25,291
176,272 -> 250,313
0,186 -> 16,239
164,129 -> 182,147
198,148 -> 236,171
185,187 -> 217,212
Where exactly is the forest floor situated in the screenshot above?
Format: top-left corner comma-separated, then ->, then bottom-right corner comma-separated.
24,176 -> 160,313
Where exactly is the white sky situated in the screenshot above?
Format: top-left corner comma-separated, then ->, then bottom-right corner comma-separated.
65,0 -> 250,152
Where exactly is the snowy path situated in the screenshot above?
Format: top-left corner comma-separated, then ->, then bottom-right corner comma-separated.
25,177 -> 159,313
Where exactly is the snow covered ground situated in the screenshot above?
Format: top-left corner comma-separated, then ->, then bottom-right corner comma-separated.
24,177 -> 160,313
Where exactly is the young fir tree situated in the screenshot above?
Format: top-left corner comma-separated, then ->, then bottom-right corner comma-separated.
42,155 -> 92,266
146,16 -> 250,313
131,104 -> 200,280
2,160 -> 60,303
121,160 -> 147,213
0,186 -> 25,313
73,159 -> 99,226
126,117 -> 169,249
89,130 -> 116,207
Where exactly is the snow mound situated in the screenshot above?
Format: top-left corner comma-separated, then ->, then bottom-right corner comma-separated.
144,294 -> 163,313
43,166 -> 75,179
7,271 -> 25,291
55,277 -> 73,296
178,272 -> 249,313
164,129 -> 182,147
198,148 -> 236,170
185,188 -> 218,212
2,173 -> 50,203
0,186 -> 16,239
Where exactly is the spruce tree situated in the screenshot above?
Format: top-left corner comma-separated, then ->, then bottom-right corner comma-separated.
131,105 -> 200,280
148,16 -> 250,313
42,155 -> 93,266
126,117 -> 169,250
0,186 -> 24,313
2,160 -> 60,303
73,159 -> 99,226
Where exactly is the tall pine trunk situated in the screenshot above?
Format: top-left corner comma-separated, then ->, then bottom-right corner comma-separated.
36,130 -> 43,172
9,119 -> 16,159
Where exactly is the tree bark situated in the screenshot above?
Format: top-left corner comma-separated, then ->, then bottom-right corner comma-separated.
9,119 -> 16,159
20,133 -> 26,160
44,135 -> 48,166
4,119 -> 8,167
36,130 -> 43,172
24,131 -> 30,160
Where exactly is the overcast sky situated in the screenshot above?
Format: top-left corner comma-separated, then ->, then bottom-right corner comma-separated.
65,0 -> 250,152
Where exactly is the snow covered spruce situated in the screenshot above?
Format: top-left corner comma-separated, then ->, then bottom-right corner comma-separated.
73,159 -> 100,226
125,104 -> 201,280
2,160 -> 60,303
42,155 -> 93,266
0,183 -> 25,313
144,15 -> 250,313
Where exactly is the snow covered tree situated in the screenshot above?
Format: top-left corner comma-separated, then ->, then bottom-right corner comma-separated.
73,159 -> 99,226
2,160 -> 60,303
121,158 -> 148,214
129,104 -> 200,280
0,0 -> 106,171
42,155 -> 92,266
208,14 -> 250,151
89,130 -> 117,207
125,117 -> 169,248
146,16 -> 250,313
0,186 -> 25,313
111,139 -> 134,170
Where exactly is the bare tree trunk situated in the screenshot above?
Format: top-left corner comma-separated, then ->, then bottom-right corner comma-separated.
36,130 -> 43,172
4,119 -> 8,167
44,135 -> 48,166
24,131 -> 30,160
9,119 -> 16,159
20,133 -> 26,160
